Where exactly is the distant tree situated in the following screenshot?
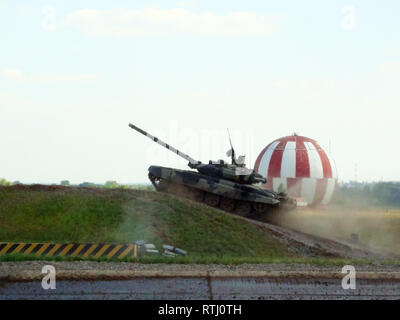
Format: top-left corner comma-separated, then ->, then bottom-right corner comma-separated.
374,182 -> 400,206
104,181 -> 119,188
12,181 -> 21,185
332,181 -> 400,209
79,182 -> 96,187
60,180 -> 70,186
0,178 -> 11,186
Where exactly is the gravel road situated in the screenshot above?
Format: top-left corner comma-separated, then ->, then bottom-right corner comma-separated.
1,277 -> 400,300
2,262 -> 399,299
1,261 -> 400,281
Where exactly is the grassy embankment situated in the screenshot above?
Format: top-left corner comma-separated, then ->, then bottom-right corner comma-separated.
0,185 -> 384,264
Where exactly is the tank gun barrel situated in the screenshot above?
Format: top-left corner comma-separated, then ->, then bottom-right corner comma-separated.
128,123 -> 201,165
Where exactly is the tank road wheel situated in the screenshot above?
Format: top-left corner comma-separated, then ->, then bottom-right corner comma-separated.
204,193 -> 220,207
253,202 -> 269,214
220,197 -> 235,212
192,189 -> 205,202
234,201 -> 252,216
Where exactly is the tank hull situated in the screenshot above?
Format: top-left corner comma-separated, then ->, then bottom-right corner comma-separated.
148,165 -> 296,216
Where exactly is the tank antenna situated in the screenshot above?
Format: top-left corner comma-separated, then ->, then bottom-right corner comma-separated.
227,129 -> 237,165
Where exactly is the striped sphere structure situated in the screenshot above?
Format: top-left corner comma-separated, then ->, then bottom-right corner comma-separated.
254,134 -> 338,206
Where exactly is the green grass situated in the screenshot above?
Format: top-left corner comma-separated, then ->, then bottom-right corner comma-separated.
0,186 -> 297,262
0,188 -> 129,242
1,186 -> 395,265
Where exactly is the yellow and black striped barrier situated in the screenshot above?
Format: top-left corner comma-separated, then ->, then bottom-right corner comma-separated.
0,243 -> 137,259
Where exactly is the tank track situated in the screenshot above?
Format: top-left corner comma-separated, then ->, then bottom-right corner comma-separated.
148,172 -> 281,218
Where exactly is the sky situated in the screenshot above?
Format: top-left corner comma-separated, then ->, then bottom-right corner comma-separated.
1,0 -> 400,184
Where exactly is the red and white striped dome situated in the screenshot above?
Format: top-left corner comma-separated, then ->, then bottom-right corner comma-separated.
254,134 -> 338,206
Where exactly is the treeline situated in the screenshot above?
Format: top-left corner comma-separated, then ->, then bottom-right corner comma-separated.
0,178 -> 20,186
0,178 -> 153,191
63,180 -> 153,190
332,182 -> 400,209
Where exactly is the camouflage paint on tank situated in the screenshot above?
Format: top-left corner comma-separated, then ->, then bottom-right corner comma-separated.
129,123 -> 297,215
148,165 -> 280,205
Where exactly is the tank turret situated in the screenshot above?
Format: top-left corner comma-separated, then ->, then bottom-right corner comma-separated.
128,123 -> 266,185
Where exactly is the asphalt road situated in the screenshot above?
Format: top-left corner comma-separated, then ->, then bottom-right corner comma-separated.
1,277 -> 400,300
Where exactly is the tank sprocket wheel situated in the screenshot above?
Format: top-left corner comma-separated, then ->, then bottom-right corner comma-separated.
220,197 -> 235,212
253,202 -> 269,214
204,193 -> 220,207
234,201 -> 252,216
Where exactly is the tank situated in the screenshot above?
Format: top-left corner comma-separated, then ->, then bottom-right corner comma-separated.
129,123 -> 296,217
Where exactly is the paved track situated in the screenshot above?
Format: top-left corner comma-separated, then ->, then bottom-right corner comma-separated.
1,277 -> 399,300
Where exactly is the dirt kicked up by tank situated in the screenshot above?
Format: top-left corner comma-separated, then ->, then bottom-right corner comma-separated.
129,123 -> 296,217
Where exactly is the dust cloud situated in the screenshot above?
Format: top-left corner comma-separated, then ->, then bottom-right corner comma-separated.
113,191 -> 163,246
268,203 -> 400,256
